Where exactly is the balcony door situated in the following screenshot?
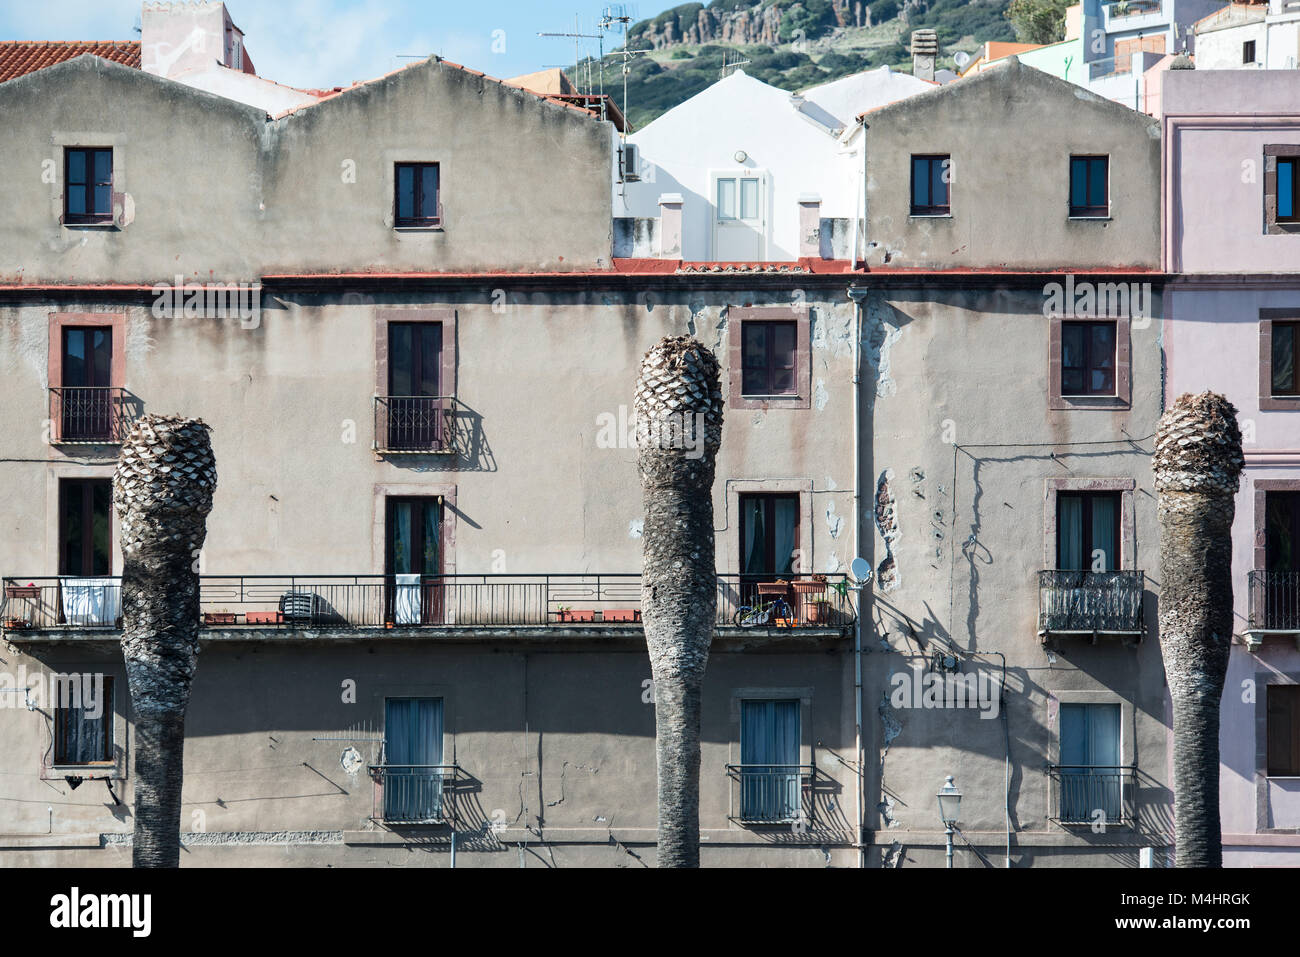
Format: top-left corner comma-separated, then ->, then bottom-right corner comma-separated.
1056,491 -> 1120,571
387,322 -> 444,451
59,479 -> 111,577
1264,492 -> 1300,628
1059,702 -> 1122,822
383,697 -> 444,822
61,326 -> 113,440
384,497 -> 443,625
739,699 -> 800,822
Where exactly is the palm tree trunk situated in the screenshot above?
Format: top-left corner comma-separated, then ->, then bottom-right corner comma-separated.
114,415 -> 216,868
1154,392 -> 1243,868
635,337 -> 723,868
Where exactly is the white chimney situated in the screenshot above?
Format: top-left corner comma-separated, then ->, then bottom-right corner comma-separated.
141,2 -> 252,79
911,29 -> 938,83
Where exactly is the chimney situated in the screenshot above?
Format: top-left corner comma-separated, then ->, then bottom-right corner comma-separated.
141,2 -> 253,79
797,194 -> 822,259
911,29 -> 938,82
658,194 -> 684,259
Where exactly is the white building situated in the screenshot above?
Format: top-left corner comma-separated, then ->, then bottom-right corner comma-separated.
613,66 -> 931,262
1194,1 -> 1300,70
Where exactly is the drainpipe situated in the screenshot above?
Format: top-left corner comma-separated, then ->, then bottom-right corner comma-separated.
849,285 -> 866,868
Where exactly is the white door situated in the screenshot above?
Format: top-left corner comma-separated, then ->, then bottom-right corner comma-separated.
712,171 -> 766,261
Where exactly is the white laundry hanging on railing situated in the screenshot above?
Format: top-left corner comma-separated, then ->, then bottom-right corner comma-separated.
395,574 -> 421,625
60,577 -> 122,627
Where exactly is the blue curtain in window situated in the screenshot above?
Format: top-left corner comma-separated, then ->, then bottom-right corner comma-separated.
1058,495 -> 1083,570
1060,703 -> 1121,821
384,698 -> 444,821
1090,494 -> 1117,571
740,699 -> 800,821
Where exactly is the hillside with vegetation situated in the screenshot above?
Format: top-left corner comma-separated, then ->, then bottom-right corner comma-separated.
579,0 -> 1022,129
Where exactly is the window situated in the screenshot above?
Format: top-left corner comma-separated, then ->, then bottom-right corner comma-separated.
1069,156 -> 1108,217
1268,685 -> 1300,777
1279,158 -> 1298,223
1056,491 -> 1120,572
1061,320 -> 1116,397
910,155 -> 950,215
64,148 -> 113,225
385,497 -> 443,625
741,321 -> 797,396
54,676 -> 113,765
1273,321 -> 1298,396
382,697 -> 444,821
739,493 -> 799,581
394,163 -> 440,227
384,322 -> 447,450
59,479 -> 111,577
739,699 -> 801,822
1243,40 -> 1257,64
1059,702 -> 1122,822
59,327 -> 114,440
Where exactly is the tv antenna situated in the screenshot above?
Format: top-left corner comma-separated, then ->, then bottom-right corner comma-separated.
721,50 -> 751,78
539,15 -> 605,98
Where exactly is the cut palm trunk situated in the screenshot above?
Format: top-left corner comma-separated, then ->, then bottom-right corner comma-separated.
113,414 -> 217,868
634,336 -> 724,868
1153,392 -> 1243,868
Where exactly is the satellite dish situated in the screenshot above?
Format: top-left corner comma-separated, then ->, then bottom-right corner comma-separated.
953,51 -> 971,69
849,556 -> 873,586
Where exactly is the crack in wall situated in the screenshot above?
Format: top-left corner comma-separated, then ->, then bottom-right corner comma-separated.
875,469 -> 899,591
877,693 -> 902,829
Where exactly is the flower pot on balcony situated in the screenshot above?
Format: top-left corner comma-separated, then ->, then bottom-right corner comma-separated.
4,585 -> 39,600
602,609 -> 641,623
791,579 -> 827,596
756,580 -> 791,596
245,611 -> 283,625
203,612 -> 238,625
805,600 -> 831,625
2,618 -> 31,631
556,609 -> 597,623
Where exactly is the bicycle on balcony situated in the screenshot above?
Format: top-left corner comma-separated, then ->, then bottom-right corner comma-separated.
733,594 -> 794,628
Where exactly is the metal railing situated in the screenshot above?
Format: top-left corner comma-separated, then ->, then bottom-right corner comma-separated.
374,396 -> 456,453
1047,765 -> 1136,826
369,764 -> 455,824
726,764 -> 815,823
1248,571 -> 1300,631
1038,570 -> 1144,636
49,387 -> 137,443
2,573 -> 855,632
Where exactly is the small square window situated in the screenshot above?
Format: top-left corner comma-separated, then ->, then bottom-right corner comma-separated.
741,321 -> 797,396
54,675 -> 113,764
910,155 -> 950,215
1069,156 -> 1108,217
64,148 -> 113,225
1061,320 -> 1117,397
394,163 -> 441,227
1267,685 -> 1300,777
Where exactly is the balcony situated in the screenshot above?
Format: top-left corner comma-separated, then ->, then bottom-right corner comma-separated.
1037,570 -> 1145,641
1245,571 -> 1300,651
1047,765 -> 1137,827
369,764 -> 458,824
374,396 -> 457,454
48,387 -> 138,444
1,573 -> 856,639
726,764 -> 816,824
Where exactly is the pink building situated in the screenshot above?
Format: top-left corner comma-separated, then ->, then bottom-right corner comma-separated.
1163,67 -> 1300,865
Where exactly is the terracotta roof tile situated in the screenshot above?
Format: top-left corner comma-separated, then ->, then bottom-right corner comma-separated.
0,41 -> 140,84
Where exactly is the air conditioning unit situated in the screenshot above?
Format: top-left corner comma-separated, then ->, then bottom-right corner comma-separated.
620,143 -> 641,183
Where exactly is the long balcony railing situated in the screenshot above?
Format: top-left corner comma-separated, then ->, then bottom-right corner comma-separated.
1047,765 -> 1137,826
374,396 -> 457,454
1248,570 -> 1300,632
2,573 -> 856,633
49,387 -> 138,443
1038,570 -> 1144,638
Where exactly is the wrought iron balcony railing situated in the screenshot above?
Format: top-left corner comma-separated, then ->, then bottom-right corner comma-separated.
726,764 -> 815,824
1047,765 -> 1137,826
2,573 -> 856,633
374,395 -> 456,454
1247,571 -> 1300,633
368,764 -> 457,824
1038,570 -> 1144,639
48,387 -> 138,443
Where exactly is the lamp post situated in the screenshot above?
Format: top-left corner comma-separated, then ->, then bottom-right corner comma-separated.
937,775 -> 962,869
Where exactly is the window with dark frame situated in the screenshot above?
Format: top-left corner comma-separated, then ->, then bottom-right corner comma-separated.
1243,40 -> 1257,64
1069,155 -> 1109,217
64,148 -> 113,225
739,493 -> 799,581
1056,491 -> 1121,572
1274,321 -> 1298,396
910,154 -> 950,215
1267,684 -> 1300,777
394,163 -> 440,227
1061,320 -> 1117,397
58,479 -> 112,577
54,676 -> 113,765
741,321 -> 797,396
1278,157 -> 1298,223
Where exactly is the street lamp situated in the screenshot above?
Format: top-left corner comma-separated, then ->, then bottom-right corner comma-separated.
937,775 -> 962,869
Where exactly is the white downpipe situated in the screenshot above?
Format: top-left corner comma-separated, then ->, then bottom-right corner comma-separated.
852,293 -> 865,868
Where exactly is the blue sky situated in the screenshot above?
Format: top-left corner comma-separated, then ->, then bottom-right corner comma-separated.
0,1 -> 648,89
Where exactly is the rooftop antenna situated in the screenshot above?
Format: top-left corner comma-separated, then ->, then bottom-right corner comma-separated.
539,14 -> 604,98
721,50 -> 751,79
600,4 -> 648,135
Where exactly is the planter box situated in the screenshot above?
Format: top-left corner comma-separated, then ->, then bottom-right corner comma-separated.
245,611 -> 283,625
4,586 -> 40,600
203,612 -> 239,625
602,609 -> 641,623
2,618 -> 31,631
791,580 -> 827,596
556,610 -> 598,623
756,581 -> 791,596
